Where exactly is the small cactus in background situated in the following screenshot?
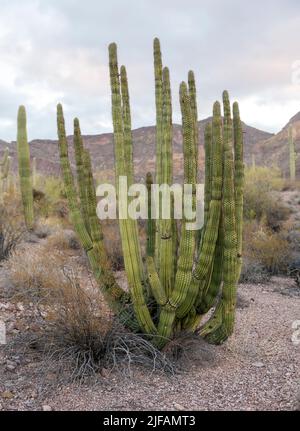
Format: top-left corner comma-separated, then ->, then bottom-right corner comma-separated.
289,125 -> 297,181
57,39 -> 244,348
17,106 -> 34,230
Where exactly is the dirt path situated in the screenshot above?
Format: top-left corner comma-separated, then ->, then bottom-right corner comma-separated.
1,273 -> 299,411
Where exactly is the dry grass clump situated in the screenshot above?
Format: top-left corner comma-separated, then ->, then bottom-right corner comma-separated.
7,244 -> 69,301
102,220 -> 124,270
8,265 -> 176,382
45,228 -> 81,251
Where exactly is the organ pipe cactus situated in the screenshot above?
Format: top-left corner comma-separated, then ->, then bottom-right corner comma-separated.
17,106 -> 34,230
57,39 -> 244,348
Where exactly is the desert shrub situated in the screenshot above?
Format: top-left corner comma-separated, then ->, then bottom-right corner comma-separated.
242,221 -> 293,277
102,220 -> 124,270
240,257 -> 270,284
33,221 -> 54,239
32,176 -> 67,219
7,244 -> 69,301
46,229 -> 81,251
0,208 -> 24,262
244,166 -> 290,229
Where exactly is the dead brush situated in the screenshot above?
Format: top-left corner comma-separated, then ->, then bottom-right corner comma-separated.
7,243 -> 69,301
0,207 -> 24,263
39,269 -> 177,383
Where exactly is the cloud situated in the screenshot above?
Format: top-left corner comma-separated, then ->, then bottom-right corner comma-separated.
0,0 -> 299,140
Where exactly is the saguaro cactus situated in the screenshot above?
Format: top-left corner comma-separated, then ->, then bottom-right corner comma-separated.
17,106 -> 34,230
57,39 -> 244,348
289,125 -> 297,181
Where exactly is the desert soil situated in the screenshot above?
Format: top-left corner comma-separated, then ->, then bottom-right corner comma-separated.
0,271 -> 299,411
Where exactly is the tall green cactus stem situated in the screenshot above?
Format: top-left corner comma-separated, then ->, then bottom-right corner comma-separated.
289,125 -> 296,181
233,102 -> 244,280
120,66 -> 134,186
73,118 -> 90,234
203,123 -> 212,227
188,70 -> 199,179
146,172 -> 155,257
56,39 -> 244,349
200,91 -> 239,343
109,43 -> 157,335
176,102 -> 223,321
159,67 -> 174,296
17,106 -> 34,230
120,64 -> 145,283
57,104 -> 130,315
153,38 -> 164,270
154,38 -> 163,187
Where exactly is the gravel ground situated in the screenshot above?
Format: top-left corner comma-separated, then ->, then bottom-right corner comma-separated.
1,274 -> 299,411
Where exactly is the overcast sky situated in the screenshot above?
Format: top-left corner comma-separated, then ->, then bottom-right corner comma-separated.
0,0 -> 300,141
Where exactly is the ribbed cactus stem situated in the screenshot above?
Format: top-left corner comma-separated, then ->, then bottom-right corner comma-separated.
203,123 -> 212,227
154,37 -> 163,186
154,37 -> 164,270
120,65 -> 134,186
17,106 -> 34,230
159,66 -> 173,296
188,70 -> 199,179
57,104 -> 130,312
73,118 -> 90,233
109,42 -> 157,335
146,172 -> 155,257
233,102 -> 244,280
201,91 -> 238,344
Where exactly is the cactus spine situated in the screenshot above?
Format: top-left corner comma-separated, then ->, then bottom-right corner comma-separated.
57,39 -> 244,348
289,125 -> 297,181
17,106 -> 34,230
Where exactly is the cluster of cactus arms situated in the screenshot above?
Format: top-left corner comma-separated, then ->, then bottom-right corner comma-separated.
0,148 -> 10,203
17,106 -> 34,230
57,38 -> 244,348
289,125 -> 297,181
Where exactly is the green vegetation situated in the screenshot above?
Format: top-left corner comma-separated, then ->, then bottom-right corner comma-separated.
56,39 -> 244,347
17,106 -> 34,230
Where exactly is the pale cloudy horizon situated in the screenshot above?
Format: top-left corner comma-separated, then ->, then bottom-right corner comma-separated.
0,0 -> 300,141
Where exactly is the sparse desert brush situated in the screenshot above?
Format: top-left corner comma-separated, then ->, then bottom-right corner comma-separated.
244,166 -> 290,229
45,228 -> 80,251
31,175 -> 68,219
7,243 -> 69,301
243,221 -> 292,275
0,207 -> 24,262
102,220 -> 124,270
245,165 -> 284,192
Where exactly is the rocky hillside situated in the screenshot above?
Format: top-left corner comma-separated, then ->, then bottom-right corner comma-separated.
253,112 -> 300,178
0,118 -> 273,183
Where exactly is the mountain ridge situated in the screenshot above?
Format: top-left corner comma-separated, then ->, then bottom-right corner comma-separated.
1,113 -> 299,180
